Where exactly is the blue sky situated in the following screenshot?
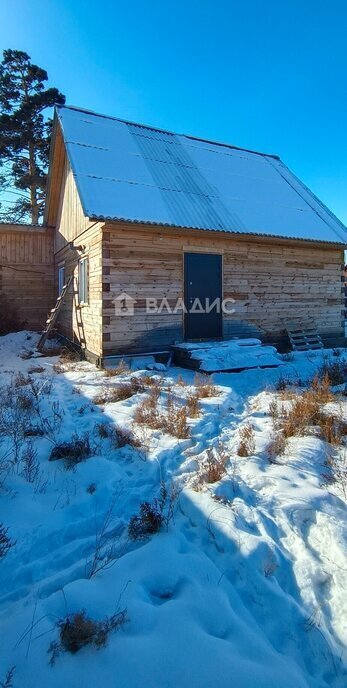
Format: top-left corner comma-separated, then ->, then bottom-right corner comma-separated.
1,0 -> 346,223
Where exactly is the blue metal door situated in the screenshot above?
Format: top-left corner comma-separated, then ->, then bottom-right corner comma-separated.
184,253 -> 222,340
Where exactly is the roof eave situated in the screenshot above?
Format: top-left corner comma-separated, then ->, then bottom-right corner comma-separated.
89,216 -> 346,248
43,110 -> 60,227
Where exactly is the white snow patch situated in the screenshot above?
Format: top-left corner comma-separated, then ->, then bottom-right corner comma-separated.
0,332 -> 346,687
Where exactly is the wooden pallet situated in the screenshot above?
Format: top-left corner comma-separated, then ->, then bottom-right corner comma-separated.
286,321 -> 323,352
37,276 -> 73,352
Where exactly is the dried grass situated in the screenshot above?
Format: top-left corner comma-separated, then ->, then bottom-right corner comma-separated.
93,377 -> 145,405
134,386 -> 190,438
128,501 -> 164,540
140,375 -> 163,388
186,393 -> 201,418
193,373 -> 220,398
0,524 -> 15,559
324,450 -> 347,499
48,609 -> 127,664
28,365 -> 45,374
133,386 -> 161,427
176,375 -> 187,387
49,433 -> 92,467
266,432 -> 286,462
200,443 -> 229,483
237,423 -> 256,457
0,665 -> 15,688
318,414 -> 347,446
104,360 -> 130,377
317,359 -> 347,386
128,483 -> 178,540
277,376 -> 334,439
13,372 -> 31,387
164,406 -> 190,439
96,422 -> 141,448
59,348 -> 81,364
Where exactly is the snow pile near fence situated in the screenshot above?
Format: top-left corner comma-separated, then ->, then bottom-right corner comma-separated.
0,332 -> 346,688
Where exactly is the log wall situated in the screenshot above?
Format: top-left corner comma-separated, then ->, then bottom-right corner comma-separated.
0,224 -> 54,331
102,222 -> 345,355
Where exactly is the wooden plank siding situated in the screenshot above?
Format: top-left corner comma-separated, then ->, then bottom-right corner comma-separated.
46,124 -> 96,252
54,223 -> 103,357
52,153 -> 104,357
0,224 -> 54,330
102,222 -> 345,355
54,156 -> 94,253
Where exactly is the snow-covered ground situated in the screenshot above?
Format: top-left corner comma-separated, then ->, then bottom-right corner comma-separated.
0,331 -> 346,688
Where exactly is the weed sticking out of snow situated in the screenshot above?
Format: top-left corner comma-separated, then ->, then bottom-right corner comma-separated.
274,373 -> 295,391
0,524 -> 15,559
48,608 -> 127,664
49,433 -> 93,467
176,374 -> 187,387
27,365 -> 44,374
13,372 -> 31,388
164,405 -> 190,439
95,422 -> 141,449
186,392 -> 201,418
140,374 -> 163,387
266,431 -> 287,463
128,483 -> 178,540
268,398 -> 280,421
134,386 -> 190,439
198,443 -> 229,485
128,500 -> 164,540
20,443 -> 40,483
0,665 -> 15,688
133,385 -> 161,426
104,360 -> 130,377
266,375 -> 345,461
193,373 -> 220,398
93,377 -> 145,405
86,489 -> 126,578
237,423 -> 255,456
317,358 -> 347,385
319,415 -> 347,446
274,377 -> 335,440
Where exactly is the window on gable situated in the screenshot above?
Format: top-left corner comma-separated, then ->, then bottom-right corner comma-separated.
78,257 -> 89,304
58,264 -> 65,295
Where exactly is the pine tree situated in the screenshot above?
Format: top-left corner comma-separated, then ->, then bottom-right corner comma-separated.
0,49 -> 65,224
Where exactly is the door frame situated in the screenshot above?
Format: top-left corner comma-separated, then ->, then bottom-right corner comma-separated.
183,250 -> 224,341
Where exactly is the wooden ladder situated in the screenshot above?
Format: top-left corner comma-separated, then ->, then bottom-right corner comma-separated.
37,276 -> 73,352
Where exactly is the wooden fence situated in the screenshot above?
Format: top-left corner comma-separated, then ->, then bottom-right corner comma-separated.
0,223 -> 54,331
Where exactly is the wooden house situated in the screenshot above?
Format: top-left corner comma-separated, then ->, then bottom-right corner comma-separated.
43,105 -> 346,364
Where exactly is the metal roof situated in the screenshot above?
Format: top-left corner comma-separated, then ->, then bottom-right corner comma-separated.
55,105 -> 347,245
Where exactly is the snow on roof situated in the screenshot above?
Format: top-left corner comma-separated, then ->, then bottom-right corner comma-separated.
56,105 -> 347,244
